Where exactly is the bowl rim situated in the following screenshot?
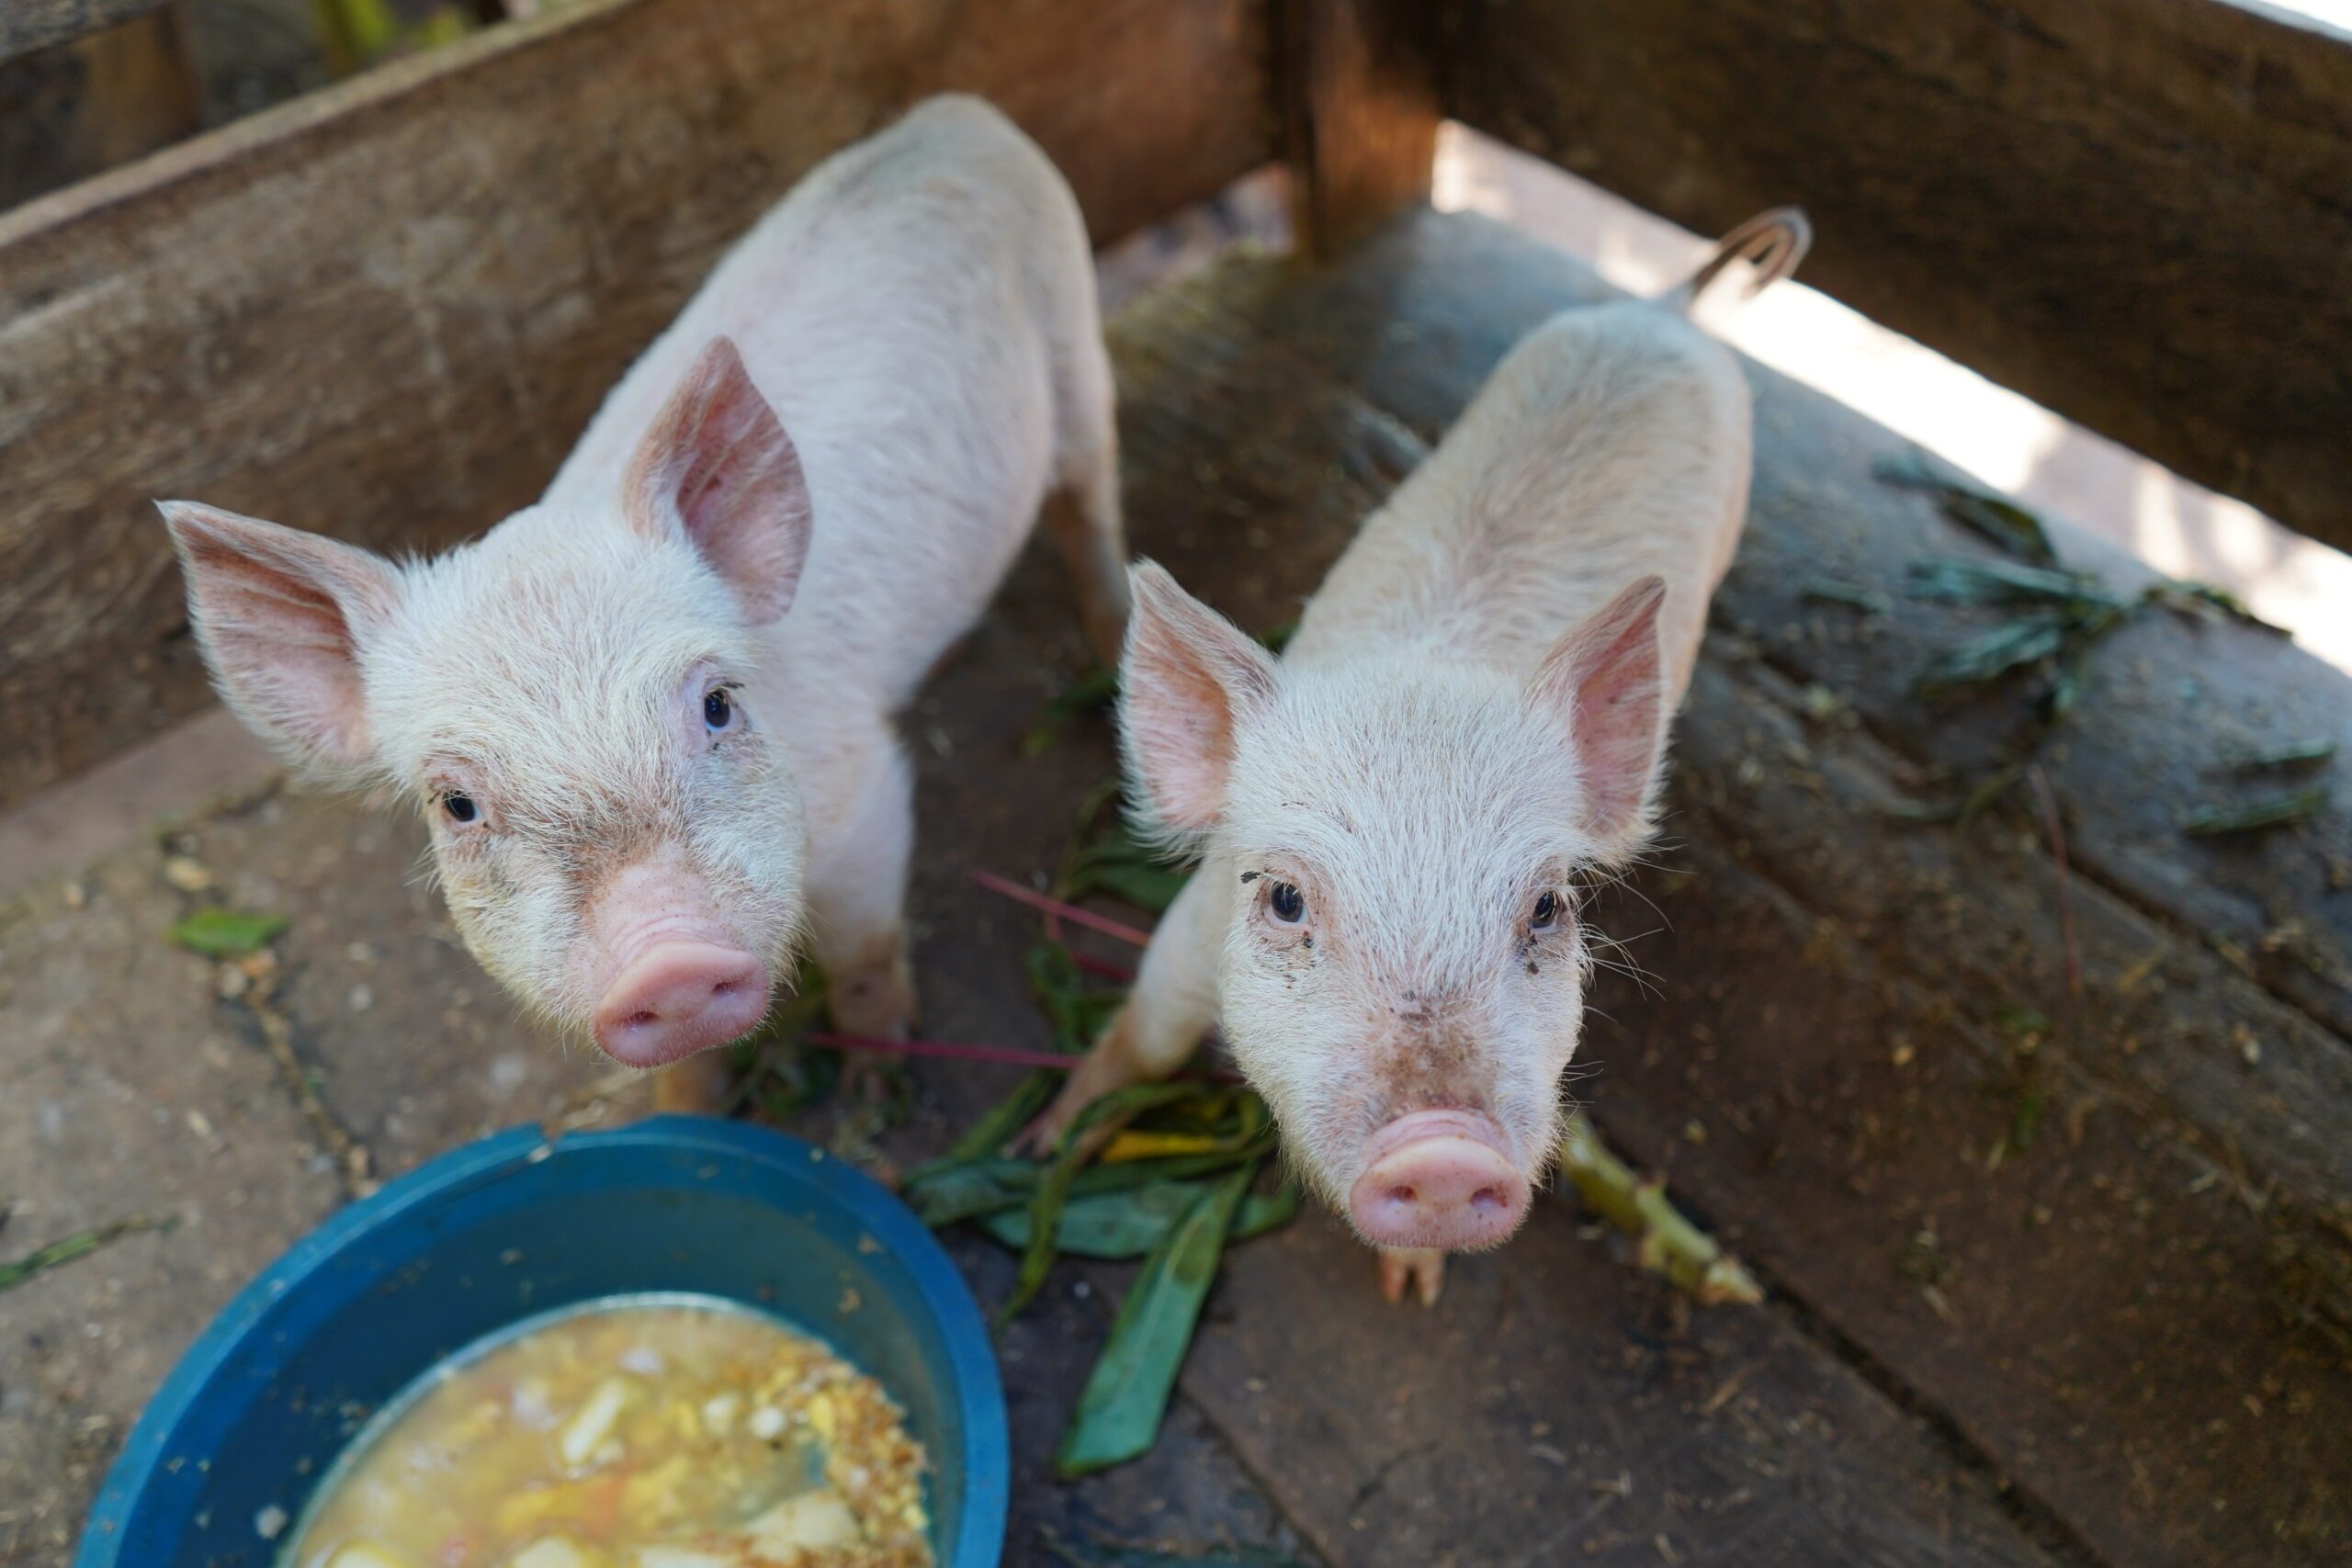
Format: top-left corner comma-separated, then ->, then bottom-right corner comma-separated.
74,1114 -> 1008,1568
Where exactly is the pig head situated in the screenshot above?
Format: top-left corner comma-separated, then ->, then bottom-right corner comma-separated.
160,339 -> 809,1066
1117,562 -> 1668,1253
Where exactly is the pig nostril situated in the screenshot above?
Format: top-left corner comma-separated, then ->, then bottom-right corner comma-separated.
625,1010 -> 660,1030
712,980 -> 736,998
1472,1187 -> 1507,1213
1385,1186 -> 1418,1207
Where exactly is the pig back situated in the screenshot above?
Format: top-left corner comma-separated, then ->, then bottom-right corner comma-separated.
1288,303 -> 1752,708
544,96 -> 1091,696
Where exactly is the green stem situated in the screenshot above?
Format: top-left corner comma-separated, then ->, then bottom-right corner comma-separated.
1558,1114 -> 1760,1306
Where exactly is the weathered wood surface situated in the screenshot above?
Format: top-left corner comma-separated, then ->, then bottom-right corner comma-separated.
0,0 -> 1270,811
1102,213 -> 2352,1568
1276,0 -> 1439,259
17,206 -> 2346,1568
0,5 -> 200,209
1434,0 -> 2352,554
0,0 -> 171,61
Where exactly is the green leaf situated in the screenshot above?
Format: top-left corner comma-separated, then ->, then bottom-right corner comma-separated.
1875,456 -> 2057,564
902,1159 -> 1037,1227
2183,787 -> 2330,837
1056,1164 -> 1254,1477
1228,1179 -> 1301,1241
945,1073 -> 1062,1166
1025,943 -> 1128,1055
1062,818 -> 1194,917
167,907 -> 288,957
979,1179 -> 1298,1258
1001,1081 -> 1218,1325
1071,856 -> 1192,916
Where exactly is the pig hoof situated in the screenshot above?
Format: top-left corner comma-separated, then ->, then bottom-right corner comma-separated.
651,1051 -> 733,1116
841,1052 -> 905,1103
1377,1247 -> 1446,1306
1009,1099 -> 1088,1159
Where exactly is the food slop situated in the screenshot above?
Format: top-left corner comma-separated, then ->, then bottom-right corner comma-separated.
285,1300 -> 932,1568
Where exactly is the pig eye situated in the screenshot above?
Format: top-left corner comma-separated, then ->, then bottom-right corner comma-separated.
1268,882 -> 1306,924
703,687 -> 736,732
441,792 -> 479,825
1531,890 -> 1561,932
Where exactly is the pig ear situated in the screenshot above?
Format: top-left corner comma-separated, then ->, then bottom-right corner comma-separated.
1532,575 -> 1668,851
623,337 -> 811,624
158,501 -> 402,773
1119,561 -> 1279,834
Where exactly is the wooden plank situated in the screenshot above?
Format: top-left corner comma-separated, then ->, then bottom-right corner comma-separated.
0,5 -> 200,209
1434,0 -> 2352,553
1122,213 -> 2352,1568
0,0 -> 170,62
1276,0 -> 1440,258
0,0 -> 1271,811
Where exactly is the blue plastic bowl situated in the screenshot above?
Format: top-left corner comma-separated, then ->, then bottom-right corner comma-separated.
75,1115 -> 1006,1568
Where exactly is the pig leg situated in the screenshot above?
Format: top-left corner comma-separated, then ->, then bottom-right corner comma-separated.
1045,367 -> 1131,668
805,735 -> 919,1100
653,1051 -> 734,1116
1022,868 -> 1221,1153
1377,1247 -> 1447,1307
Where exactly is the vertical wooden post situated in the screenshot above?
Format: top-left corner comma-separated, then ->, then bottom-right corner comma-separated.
1278,0 -> 1441,260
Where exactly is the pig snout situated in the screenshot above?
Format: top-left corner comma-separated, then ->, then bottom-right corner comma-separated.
594,942 -> 769,1066
586,860 -> 771,1067
1347,1109 -> 1530,1252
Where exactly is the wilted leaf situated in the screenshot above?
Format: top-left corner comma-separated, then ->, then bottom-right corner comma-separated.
2226,738 -> 2335,773
2183,787 -> 2330,837
1056,1165 -> 1254,1476
1917,615 -> 2074,692
1802,577 -> 1891,615
2145,580 -> 2289,635
1876,456 -> 2057,564
1100,1130 -> 1227,1163
1905,556 -> 2112,609
167,907 -> 288,957
0,1215 -> 175,1295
